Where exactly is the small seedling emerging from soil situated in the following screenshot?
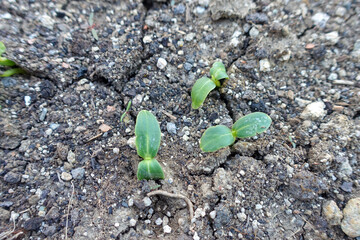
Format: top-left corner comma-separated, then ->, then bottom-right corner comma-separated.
120,100 -> 132,122
191,61 -> 229,109
88,12 -> 99,41
200,112 -> 272,152
135,110 -> 164,180
0,42 -> 25,77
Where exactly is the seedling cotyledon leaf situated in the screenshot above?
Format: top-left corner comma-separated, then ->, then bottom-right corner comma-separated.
200,112 -> 272,152
191,61 -> 229,109
135,110 -> 164,180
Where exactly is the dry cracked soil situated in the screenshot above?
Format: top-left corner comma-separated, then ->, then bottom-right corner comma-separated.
0,0 -> 360,239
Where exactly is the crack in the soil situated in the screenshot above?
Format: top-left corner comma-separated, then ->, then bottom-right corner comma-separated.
297,25 -> 315,39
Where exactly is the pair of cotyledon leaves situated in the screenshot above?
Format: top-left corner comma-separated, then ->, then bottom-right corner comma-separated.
135,110 -> 164,180
191,62 -> 229,109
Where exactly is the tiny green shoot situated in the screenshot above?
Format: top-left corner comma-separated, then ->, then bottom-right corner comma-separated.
135,110 -> 165,180
200,112 -> 272,152
120,100 -> 132,123
89,12 -> 99,41
191,61 -> 229,109
0,42 -> 25,77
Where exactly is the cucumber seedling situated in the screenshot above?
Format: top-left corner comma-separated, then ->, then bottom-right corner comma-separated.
200,112 -> 272,152
135,110 -> 164,180
191,61 -> 229,109
0,42 -> 25,77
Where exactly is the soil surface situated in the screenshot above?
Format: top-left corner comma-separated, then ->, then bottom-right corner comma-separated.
0,0 -> 360,239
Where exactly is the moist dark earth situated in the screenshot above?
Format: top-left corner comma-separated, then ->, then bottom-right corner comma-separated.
0,0 -> 360,239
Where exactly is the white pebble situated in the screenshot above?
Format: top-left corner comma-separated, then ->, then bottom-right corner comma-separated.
143,35 -> 152,43
129,219 -> 137,227
24,96 -> 31,106
155,217 -> 163,225
328,73 -> 338,81
157,58 -> 167,70
143,197 -> 152,207
209,210 -> 216,219
163,225 -> 172,234
61,172 -> 72,181
113,148 -> 120,154
259,59 -> 271,72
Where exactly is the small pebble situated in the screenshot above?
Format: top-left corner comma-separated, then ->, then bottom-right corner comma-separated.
155,218 -> 163,225
143,197 -> 152,207
45,129 -> 53,136
113,148 -> 120,154
249,27 -> 259,38
61,172 -> 72,181
129,219 -> 137,227
259,59 -> 271,72
209,210 -> 216,219
328,73 -> 338,81
24,96 -> 31,106
163,225 -> 171,234
166,122 -> 177,134
157,58 -> 167,70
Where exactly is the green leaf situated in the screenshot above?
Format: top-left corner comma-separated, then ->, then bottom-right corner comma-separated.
232,112 -> 272,138
191,77 -> 216,109
137,159 -> 164,180
210,62 -> 229,82
0,57 -> 16,67
92,29 -> 99,41
89,12 -> 94,25
0,42 -> 6,55
200,125 -> 235,152
0,68 -> 25,77
135,110 -> 161,159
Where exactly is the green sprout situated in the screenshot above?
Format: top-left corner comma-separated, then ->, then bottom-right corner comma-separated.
191,61 -> 229,109
200,112 -> 272,152
120,100 -> 132,123
88,12 -> 99,41
0,42 -> 25,77
135,110 -> 164,180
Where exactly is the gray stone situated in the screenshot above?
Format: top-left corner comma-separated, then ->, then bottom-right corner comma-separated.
0,201 -> 13,208
1,77 -> 17,87
42,225 -> 57,236
210,0 -> 256,21
166,122 -> 177,135
246,13 -> 268,24
4,171 -> 21,184
173,4 -> 185,15
0,207 -> 10,221
24,217 -> 44,231
249,27 -> 259,38
39,108 -> 48,121
341,198 -> 360,238
71,168 -> 85,180
323,200 -> 343,226
340,182 -> 353,193
214,207 -> 232,230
